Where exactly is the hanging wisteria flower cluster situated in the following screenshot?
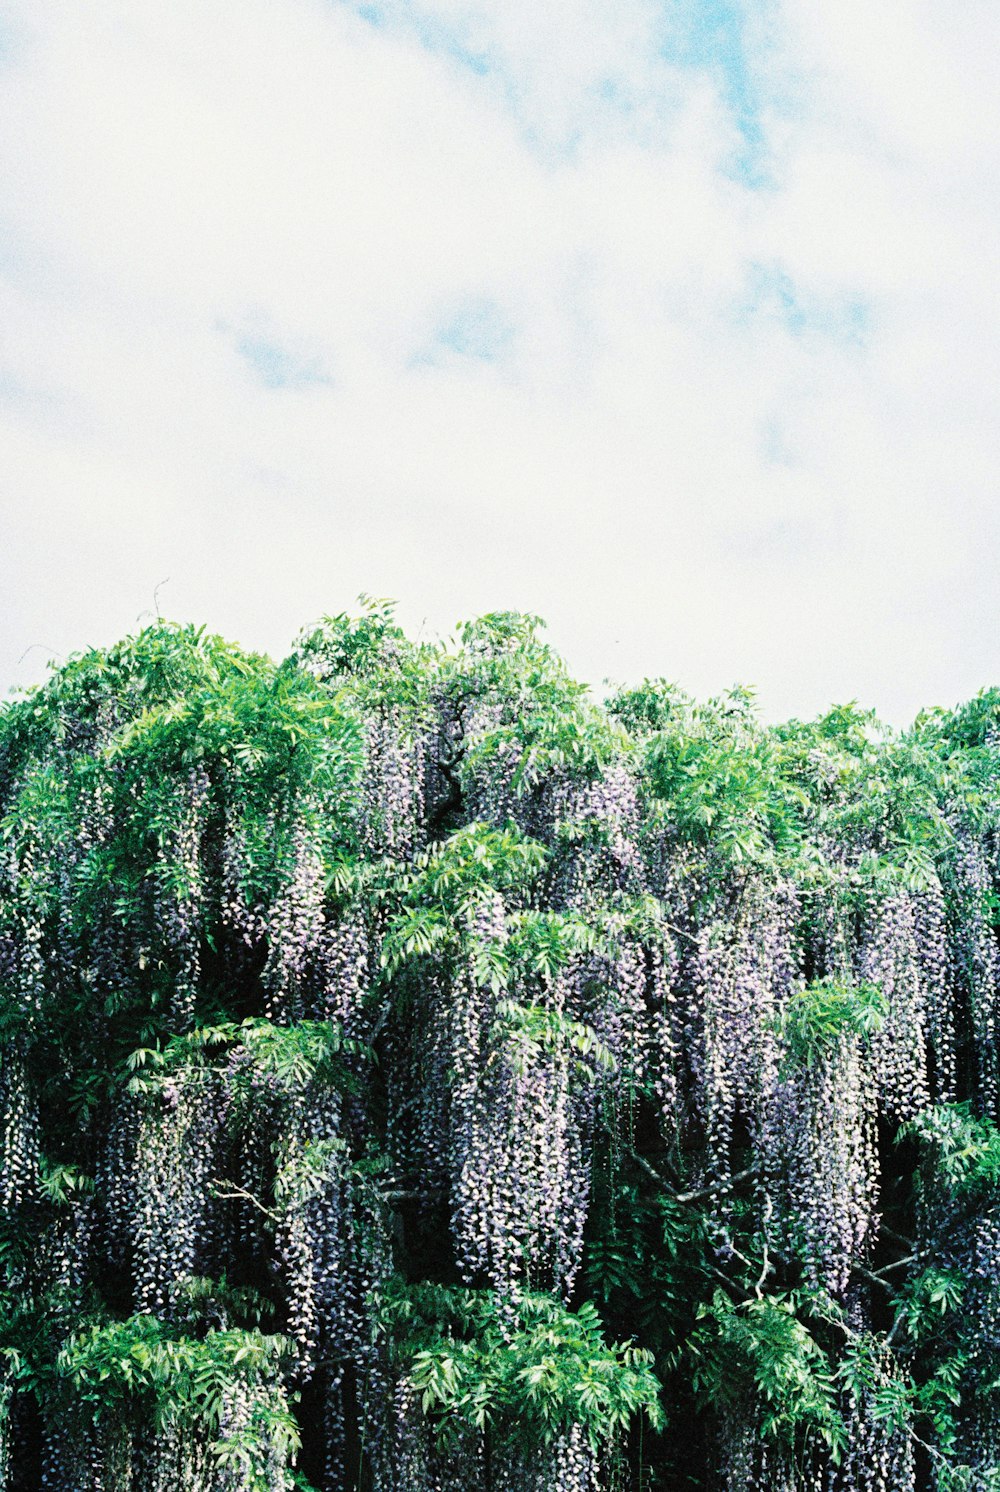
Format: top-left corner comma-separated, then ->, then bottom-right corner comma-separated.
4,604 -> 1000,1490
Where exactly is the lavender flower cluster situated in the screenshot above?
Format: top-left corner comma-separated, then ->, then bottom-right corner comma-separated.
3,614 -> 1000,1492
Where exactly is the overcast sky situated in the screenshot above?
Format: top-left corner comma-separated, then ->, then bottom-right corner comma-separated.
1,1 -> 998,724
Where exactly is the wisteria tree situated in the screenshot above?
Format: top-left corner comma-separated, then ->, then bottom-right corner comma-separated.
1,602 -> 999,1491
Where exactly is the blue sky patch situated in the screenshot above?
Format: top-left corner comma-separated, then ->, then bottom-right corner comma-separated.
416,299 -> 515,365
0,16 -> 21,68
234,333 -> 332,390
336,0 -> 790,173
348,1 -> 494,78
658,0 -> 775,182
738,262 -> 871,346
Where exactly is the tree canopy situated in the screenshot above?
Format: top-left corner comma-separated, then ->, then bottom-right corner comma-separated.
2,603 -> 1000,1490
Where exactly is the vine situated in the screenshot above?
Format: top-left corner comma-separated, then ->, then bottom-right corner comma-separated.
2,610 -> 1000,1488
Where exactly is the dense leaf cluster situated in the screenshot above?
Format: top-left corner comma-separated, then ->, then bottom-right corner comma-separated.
2,605 -> 1000,1489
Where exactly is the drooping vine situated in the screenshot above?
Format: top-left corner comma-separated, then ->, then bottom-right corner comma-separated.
3,605 -> 1000,1489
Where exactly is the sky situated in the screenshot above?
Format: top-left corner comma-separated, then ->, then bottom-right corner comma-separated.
1,0 -> 998,724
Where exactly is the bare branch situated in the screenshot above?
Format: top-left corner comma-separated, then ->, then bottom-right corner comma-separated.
210,1179 -> 279,1223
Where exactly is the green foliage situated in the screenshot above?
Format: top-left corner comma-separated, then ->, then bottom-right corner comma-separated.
57,1316 -> 292,1426
901,1104 -> 1000,1195
584,1187 -> 716,1364
776,704 -> 955,887
55,1314 -> 302,1488
381,823 -> 547,976
448,612 -> 625,792
899,1269 -> 966,1344
37,1161 -> 94,1208
615,682 -> 798,871
380,1278 -> 663,1449
778,979 -> 887,1066
493,1000 -> 615,1083
688,1290 -> 845,1458
124,1018 -> 367,1097
8,605 -> 1000,1489
293,596 -> 428,697
837,1334 -> 914,1433
610,682 -> 956,892
272,1137 -> 350,1212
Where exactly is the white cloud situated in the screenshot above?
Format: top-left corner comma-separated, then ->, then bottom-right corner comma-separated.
0,0 -> 998,724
